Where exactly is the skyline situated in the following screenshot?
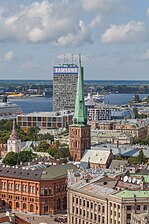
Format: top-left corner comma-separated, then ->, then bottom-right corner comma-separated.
0,0 -> 149,80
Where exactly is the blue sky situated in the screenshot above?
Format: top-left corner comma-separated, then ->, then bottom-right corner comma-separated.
0,0 -> 149,80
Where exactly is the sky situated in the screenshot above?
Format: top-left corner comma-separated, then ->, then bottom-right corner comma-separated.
0,0 -> 149,80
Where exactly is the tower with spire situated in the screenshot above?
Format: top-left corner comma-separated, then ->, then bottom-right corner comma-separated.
69,54 -> 91,161
7,119 -> 21,153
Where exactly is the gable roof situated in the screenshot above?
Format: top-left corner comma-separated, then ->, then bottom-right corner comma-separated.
81,149 -> 112,165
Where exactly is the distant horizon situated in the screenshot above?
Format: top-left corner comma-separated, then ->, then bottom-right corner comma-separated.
1,79 -> 149,81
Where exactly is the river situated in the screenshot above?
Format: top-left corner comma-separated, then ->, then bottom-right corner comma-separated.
10,94 -> 149,114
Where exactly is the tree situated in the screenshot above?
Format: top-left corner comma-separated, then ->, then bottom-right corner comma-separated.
137,150 -> 148,164
3,151 -> 36,166
47,146 -> 58,157
133,107 -> 138,118
26,126 -> 39,140
134,94 -> 141,103
36,140 -> 50,152
128,150 -> 148,165
18,150 -> 35,163
3,152 -> 18,166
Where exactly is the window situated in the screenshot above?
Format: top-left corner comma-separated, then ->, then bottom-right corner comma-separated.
102,206 -> 105,213
80,209 -> 82,215
91,213 -> 93,219
127,214 -> 131,219
16,202 -> 19,208
127,206 -> 131,211
83,210 -> 86,217
79,198 -> 82,205
72,197 -> 74,203
144,205 -> 147,210
136,205 -> 140,211
87,201 -> 89,208
22,185 -> 25,192
102,217 -> 105,223
91,202 -> 93,209
76,198 -> 78,204
76,208 -> 78,214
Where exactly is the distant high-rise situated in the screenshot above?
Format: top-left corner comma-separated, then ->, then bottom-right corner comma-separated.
53,63 -> 79,111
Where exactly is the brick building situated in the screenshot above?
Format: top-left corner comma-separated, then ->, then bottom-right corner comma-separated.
0,164 -> 76,215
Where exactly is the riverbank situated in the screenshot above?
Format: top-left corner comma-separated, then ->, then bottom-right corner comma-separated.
10,93 -> 149,114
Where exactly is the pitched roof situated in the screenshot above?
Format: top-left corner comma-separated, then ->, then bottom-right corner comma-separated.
81,149 -> 112,165
114,190 -> 149,198
0,164 -> 77,181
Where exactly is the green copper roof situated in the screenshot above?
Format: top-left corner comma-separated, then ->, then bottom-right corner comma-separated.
114,190 -> 149,198
73,54 -> 87,126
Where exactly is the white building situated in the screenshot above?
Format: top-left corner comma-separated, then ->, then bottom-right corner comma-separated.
7,120 -> 21,153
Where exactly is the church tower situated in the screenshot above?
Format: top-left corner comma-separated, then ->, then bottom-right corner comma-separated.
69,54 -> 91,161
7,119 -> 21,153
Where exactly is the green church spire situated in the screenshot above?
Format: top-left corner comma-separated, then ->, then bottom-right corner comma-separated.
73,54 -> 87,126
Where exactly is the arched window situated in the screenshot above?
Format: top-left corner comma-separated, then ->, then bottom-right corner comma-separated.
57,198 -> 61,210
22,185 -> 25,192
11,183 -> 13,190
30,204 -> 34,212
16,202 -> 19,208
9,201 -> 12,209
2,200 -> 6,207
63,197 -> 67,210
44,205 -> 48,212
23,203 -> 27,210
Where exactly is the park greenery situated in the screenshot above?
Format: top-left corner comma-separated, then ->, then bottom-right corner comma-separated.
0,119 -> 54,143
36,140 -> 69,159
3,150 -> 36,166
0,119 -> 69,165
136,136 -> 149,145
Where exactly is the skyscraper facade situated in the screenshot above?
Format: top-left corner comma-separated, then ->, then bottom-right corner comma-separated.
53,64 -> 78,112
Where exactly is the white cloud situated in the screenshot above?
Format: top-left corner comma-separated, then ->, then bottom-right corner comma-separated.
138,49 -> 149,61
21,62 -> 39,70
0,0 -> 92,46
55,20 -> 92,47
81,0 -> 120,12
90,15 -> 102,28
101,20 -> 146,44
3,51 -> 15,62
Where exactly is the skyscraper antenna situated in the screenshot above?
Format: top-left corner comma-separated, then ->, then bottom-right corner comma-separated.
79,53 -> 81,66
72,54 -> 74,64
64,54 -> 66,63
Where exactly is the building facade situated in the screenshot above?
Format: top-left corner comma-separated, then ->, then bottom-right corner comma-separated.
0,164 -> 76,215
53,64 -> 78,111
87,105 -> 134,121
67,170 -> 149,224
108,191 -> 149,224
16,110 -> 73,131
69,55 -> 91,162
